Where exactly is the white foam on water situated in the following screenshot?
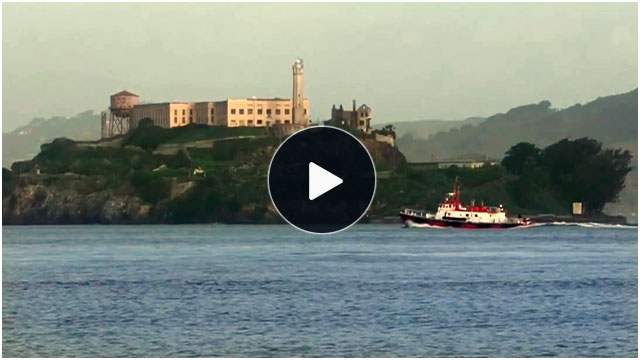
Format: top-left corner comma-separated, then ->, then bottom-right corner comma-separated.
403,220 -> 636,230
404,221 -> 449,229
546,221 -> 637,229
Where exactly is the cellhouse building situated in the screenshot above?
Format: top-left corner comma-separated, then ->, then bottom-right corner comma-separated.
101,59 -> 310,138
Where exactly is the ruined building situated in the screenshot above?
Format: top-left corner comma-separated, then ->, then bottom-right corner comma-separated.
326,100 -> 372,133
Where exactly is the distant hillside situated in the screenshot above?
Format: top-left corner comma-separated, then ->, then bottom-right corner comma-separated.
3,111 -> 100,167
385,117 -> 484,141
398,89 -> 638,161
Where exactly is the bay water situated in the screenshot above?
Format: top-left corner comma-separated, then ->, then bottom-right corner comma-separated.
2,224 -> 637,357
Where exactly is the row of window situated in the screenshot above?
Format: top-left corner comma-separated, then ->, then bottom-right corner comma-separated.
165,107 -> 307,118
173,116 -> 193,125
229,119 -> 291,126
146,111 -> 300,127
174,109 -> 195,116
230,108 -> 292,116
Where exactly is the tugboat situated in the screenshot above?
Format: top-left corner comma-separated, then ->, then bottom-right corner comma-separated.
399,177 -> 531,229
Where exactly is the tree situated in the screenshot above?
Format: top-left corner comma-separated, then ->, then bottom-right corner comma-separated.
124,120 -> 166,150
501,142 -> 541,175
138,117 -> 155,128
539,137 -> 632,214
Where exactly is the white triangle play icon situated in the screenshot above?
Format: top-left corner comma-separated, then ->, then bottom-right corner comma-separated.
308,162 -> 343,200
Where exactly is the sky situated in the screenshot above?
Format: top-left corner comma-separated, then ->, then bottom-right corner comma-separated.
2,3 -> 638,132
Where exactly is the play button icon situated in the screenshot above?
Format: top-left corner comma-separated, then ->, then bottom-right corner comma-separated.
268,126 -> 377,234
308,162 -> 343,200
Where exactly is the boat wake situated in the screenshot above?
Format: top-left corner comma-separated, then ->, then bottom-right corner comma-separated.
405,221 -> 636,229
405,221 -> 446,229
544,221 -> 637,229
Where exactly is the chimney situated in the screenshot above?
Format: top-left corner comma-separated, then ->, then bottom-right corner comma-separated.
352,99 -> 356,111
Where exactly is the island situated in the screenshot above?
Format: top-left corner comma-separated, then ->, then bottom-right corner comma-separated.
2,123 -> 632,225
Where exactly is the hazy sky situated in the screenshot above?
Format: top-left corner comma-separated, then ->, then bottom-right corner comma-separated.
2,3 -> 637,132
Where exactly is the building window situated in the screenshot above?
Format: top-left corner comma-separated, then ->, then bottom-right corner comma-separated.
182,117 -> 185,124
266,109 -> 272,115
275,120 -> 281,124
304,109 -> 307,115
182,109 -> 185,115
258,109 -> 263,115
248,109 -> 253,115
231,109 -> 236,114
266,121 -> 271,126
174,117 -> 177,124
276,109 -> 281,115
248,120 -> 253,126
284,120 -> 290,124
190,109 -> 193,115
285,109 -> 290,115
239,109 -> 244,115
174,110 -> 177,115
257,120 -> 263,125
189,116 -> 193,123
211,108 -> 214,114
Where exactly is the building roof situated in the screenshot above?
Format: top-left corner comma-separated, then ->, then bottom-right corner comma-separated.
133,102 -> 192,107
112,90 -> 139,97
226,97 -> 290,102
224,97 -> 309,102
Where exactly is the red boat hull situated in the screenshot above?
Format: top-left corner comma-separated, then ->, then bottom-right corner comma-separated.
400,213 -> 529,229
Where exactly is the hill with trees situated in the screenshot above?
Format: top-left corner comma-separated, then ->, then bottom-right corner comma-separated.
2,124 -> 406,224
501,139 -> 632,215
2,120 -> 631,224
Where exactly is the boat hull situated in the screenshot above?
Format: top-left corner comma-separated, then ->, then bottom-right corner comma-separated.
400,213 -> 529,229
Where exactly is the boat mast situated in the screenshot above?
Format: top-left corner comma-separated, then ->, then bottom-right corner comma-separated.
453,176 -> 461,209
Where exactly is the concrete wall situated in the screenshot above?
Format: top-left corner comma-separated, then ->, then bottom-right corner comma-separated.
223,98 -> 309,127
213,101 -> 228,126
375,133 -> 394,147
437,161 -> 491,169
131,103 -> 195,129
168,103 -> 196,127
130,99 -> 309,129
195,102 -> 216,125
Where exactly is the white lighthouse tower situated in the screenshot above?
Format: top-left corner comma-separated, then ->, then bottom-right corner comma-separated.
292,59 -> 308,126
